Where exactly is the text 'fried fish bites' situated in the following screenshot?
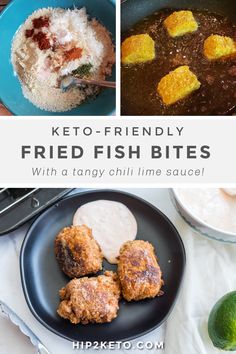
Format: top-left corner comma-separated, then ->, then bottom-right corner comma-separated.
157,65 -> 201,105
164,10 -> 198,38
55,225 -> 103,278
121,34 -> 155,64
57,271 -> 121,324
204,34 -> 236,60
118,240 -> 163,302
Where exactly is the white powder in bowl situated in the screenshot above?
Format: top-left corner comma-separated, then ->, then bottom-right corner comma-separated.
176,188 -> 236,234
11,7 -> 115,112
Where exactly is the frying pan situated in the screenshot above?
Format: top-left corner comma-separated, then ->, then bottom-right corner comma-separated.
121,0 -> 236,115
121,0 -> 236,32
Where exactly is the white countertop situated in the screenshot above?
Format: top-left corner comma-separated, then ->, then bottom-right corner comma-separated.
0,188 -> 185,354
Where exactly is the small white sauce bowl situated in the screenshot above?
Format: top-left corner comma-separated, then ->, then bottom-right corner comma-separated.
170,188 -> 236,243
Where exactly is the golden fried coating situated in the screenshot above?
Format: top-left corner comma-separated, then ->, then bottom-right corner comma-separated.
121,34 -> 155,64
57,271 -> 121,324
118,240 -> 163,301
157,65 -> 201,105
204,34 -> 236,60
164,10 -> 198,37
55,225 -> 103,278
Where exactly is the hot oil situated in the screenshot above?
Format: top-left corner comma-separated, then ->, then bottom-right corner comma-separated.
121,9 -> 236,115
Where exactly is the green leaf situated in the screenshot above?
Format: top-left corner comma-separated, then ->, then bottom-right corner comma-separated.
72,63 -> 93,77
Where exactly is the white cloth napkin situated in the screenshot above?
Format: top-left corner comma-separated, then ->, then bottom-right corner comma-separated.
164,217 -> 236,354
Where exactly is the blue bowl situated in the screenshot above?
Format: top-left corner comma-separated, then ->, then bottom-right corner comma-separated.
0,0 -> 116,116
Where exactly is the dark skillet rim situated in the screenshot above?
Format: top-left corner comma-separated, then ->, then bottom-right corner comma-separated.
0,189 -> 73,236
20,189 -> 186,343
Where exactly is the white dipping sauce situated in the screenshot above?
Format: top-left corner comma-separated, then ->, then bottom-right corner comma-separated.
176,189 -> 236,234
73,200 -> 137,263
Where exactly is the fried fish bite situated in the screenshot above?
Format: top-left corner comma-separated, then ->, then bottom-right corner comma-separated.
157,65 -> 201,105
57,271 -> 121,324
121,34 -> 155,64
118,240 -> 163,301
204,34 -> 236,60
55,225 -> 103,278
164,10 -> 198,37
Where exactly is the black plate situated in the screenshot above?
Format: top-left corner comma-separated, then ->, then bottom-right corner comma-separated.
20,190 -> 186,342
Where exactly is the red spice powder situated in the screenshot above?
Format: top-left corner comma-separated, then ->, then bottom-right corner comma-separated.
64,47 -> 83,62
25,16 -> 50,43
32,16 -> 50,29
25,29 -> 34,38
33,32 -> 51,50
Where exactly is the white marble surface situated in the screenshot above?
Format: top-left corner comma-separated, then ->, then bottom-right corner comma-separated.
0,188 -> 185,354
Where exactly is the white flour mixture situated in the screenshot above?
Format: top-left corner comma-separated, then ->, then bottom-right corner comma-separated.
11,7 -> 114,112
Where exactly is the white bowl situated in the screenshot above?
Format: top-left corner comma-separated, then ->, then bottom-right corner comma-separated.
170,189 -> 236,243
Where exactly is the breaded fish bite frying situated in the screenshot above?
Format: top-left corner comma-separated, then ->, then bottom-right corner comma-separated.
204,34 -> 236,60
164,10 -> 198,38
57,271 -> 121,324
118,240 -> 163,301
121,34 -> 155,64
157,65 -> 201,105
55,225 -> 103,278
